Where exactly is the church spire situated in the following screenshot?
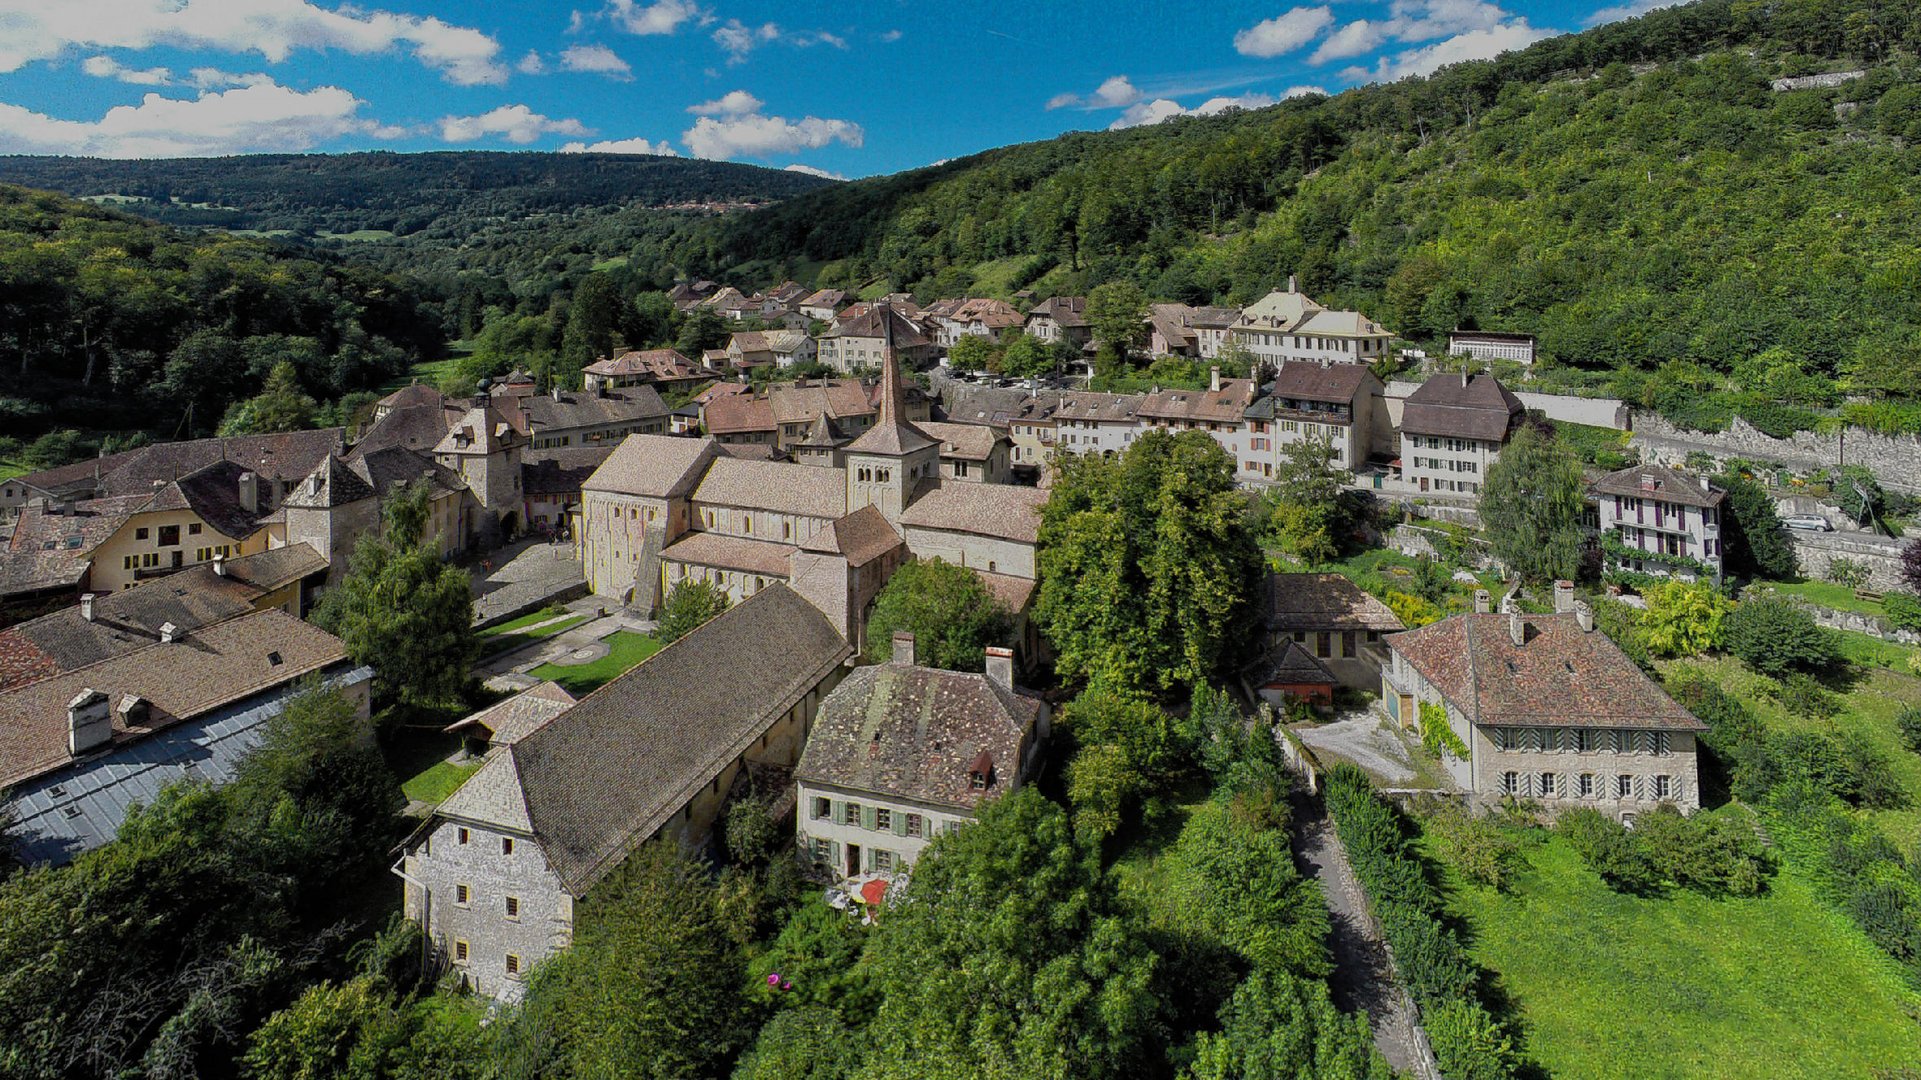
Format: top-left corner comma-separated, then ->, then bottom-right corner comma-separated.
878,304 -> 901,428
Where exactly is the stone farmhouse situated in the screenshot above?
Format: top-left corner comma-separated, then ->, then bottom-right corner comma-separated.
582,348 -> 709,394
1147,304 -> 1241,360
398,583 -> 849,1000
1381,591 -> 1704,818
1051,390 -> 1143,457
1024,296 -> 1091,351
795,634 -> 1048,880
1229,280 -> 1394,367
579,349 -> 1048,659
490,376 -> 669,450
927,298 -> 1023,349
798,288 -> 849,322
1589,464 -> 1726,584
1258,572 -> 1404,689
1,598 -> 368,866
817,305 -> 935,373
1397,372 -> 1524,498
1240,361 -> 1385,480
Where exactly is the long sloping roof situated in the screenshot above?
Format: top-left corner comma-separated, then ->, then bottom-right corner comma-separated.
796,659 -> 1042,811
897,483 -> 1048,543
444,681 -> 577,748
798,505 -> 904,568
1264,573 -> 1405,633
659,532 -> 797,576
692,458 -> 847,518
583,435 -> 718,498
1400,374 -> 1524,441
509,584 -> 849,894
1389,612 -> 1705,731
1589,464 -> 1725,508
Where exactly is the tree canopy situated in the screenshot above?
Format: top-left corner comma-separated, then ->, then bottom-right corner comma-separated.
862,558 -> 1013,671
1480,424 -> 1586,585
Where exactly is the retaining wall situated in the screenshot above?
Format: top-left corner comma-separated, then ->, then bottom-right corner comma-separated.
1631,415 -> 1921,495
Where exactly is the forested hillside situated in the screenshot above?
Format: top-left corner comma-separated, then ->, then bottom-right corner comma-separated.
0,186 -> 443,458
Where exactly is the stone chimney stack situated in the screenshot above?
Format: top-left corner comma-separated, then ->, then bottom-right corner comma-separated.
1508,609 -> 1526,647
212,552 -> 227,577
1287,273 -> 1299,293
238,471 -> 259,514
159,621 -> 183,644
81,593 -> 96,622
1474,589 -> 1491,614
68,688 -> 113,756
1209,366 -> 1221,392
1575,601 -> 1595,633
984,646 -> 1014,688
1554,580 -> 1576,614
891,631 -> 915,666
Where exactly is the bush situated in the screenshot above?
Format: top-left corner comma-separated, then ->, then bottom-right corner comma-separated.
1824,557 -> 1871,588
1557,808 -> 1661,893
1426,808 -> 1523,892
1897,706 -> 1921,754
1883,593 -> 1921,634
1767,671 -> 1841,720
1632,806 -> 1771,897
1426,999 -> 1518,1080
656,579 -> 731,645
1725,593 -> 1838,677
1637,580 -> 1732,658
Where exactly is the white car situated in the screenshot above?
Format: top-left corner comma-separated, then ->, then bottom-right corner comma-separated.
1782,514 -> 1834,532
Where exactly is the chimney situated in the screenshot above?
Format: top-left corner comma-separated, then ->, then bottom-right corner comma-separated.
212,552 -> 227,577
117,693 -> 149,726
1287,273 -> 1299,293
1554,580 -> 1575,614
984,646 -> 1014,688
891,631 -> 916,666
1508,609 -> 1526,647
238,471 -> 258,514
80,593 -> 96,622
68,688 -> 113,756
552,385 -> 563,401
1474,589 -> 1491,614
1209,366 -> 1221,392
1699,475 -> 1711,492
1575,601 -> 1595,633
159,621 -> 183,644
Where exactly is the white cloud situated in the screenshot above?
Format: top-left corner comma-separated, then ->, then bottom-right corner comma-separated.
440,104 -> 589,144
713,19 -> 779,61
1233,7 -> 1335,57
687,89 -> 763,116
783,163 -> 844,179
1385,0 -> 1509,40
187,67 -> 272,89
0,78 -> 391,157
0,0 -> 508,85
561,136 -> 677,155
1310,19 -> 1384,63
604,0 -> 705,35
1107,88 -> 1319,130
879,29 -> 901,43
683,110 -> 862,160
1345,19 -> 1552,81
1047,74 -> 1142,111
559,43 -> 631,78
1583,0 -> 1684,26
80,54 -> 172,85
516,50 -> 545,74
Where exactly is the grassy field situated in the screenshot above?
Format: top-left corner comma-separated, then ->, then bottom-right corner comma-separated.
528,630 -> 662,695
1427,830 -> 1921,1079
0,457 -> 27,482
480,605 -> 575,637
402,758 -> 482,804
478,611 -> 590,659
1764,579 -> 1888,617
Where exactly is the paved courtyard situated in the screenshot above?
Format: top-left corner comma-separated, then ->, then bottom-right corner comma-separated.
470,537 -> 586,626
1291,707 -> 1457,790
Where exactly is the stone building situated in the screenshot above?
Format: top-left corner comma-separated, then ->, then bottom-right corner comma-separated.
795,634 -> 1047,879
1397,373 -> 1524,499
1024,296 -> 1091,350
1229,280 -> 1393,367
1257,572 -> 1404,689
1448,331 -> 1536,366
1380,596 -> 1704,818
1589,464 -> 1726,583
1241,361 -> 1385,481
1051,391 -> 1143,457
397,584 -> 849,1000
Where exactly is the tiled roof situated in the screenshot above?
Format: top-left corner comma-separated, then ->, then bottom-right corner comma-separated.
350,401 -> 464,457
798,505 -> 904,568
660,532 -> 797,577
974,570 -> 1037,613
935,381 -> 1048,428
1189,306 -> 1242,329
1389,612 -> 1705,731
1246,639 -> 1337,687
282,455 -> 376,509
510,584 -> 849,894
375,383 -> 444,412
1293,309 -> 1388,338
14,430 -> 345,502
1234,288 -> 1325,329
692,458 -> 847,519
897,483 -> 1048,543
584,348 -> 703,381
1400,374 -> 1524,442
350,447 -> 466,501
0,494 -> 148,599
1589,464 -> 1725,508
799,288 -> 846,310
582,435 -> 718,498
166,460 -> 274,541
796,660 -> 1043,811
1264,573 -> 1405,633
433,403 -> 524,457
825,306 -> 930,348
1263,360 -> 1380,404
522,447 -> 615,497
767,380 -> 874,426
445,681 -> 576,747
519,385 -> 668,435
436,752 -> 532,833
1027,296 -> 1089,328
916,421 -> 1005,461
1147,304 -> 1200,350
702,393 -> 777,436
717,443 -> 779,461
1138,379 -> 1258,424
0,609 -> 349,788
1054,391 -> 1142,423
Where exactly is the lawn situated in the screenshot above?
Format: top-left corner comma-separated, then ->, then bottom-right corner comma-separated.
0,457 -> 26,482
528,630 -> 662,695
1427,830 -> 1921,1079
402,758 -> 483,804
1764,579 -> 1887,617
481,604 -> 576,637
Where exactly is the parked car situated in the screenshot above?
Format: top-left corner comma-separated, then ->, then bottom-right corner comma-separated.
1782,514 -> 1834,532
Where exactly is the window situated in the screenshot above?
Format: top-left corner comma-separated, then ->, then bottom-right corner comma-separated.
843,801 -> 862,826
1652,775 -> 1673,799
454,940 -> 469,963
873,849 -> 894,872
1616,774 -> 1635,799
1577,773 -> 1595,798
505,954 -> 522,978
456,884 -> 471,906
135,527 -> 149,540
187,523 -> 202,535
1652,731 -> 1671,756
1500,771 -> 1518,795
502,837 -> 514,856
811,838 -> 832,863
157,524 -> 180,547
458,827 -> 470,845
505,896 -> 520,920
1540,772 -> 1557,798
812,796 -> 832,820
905,813 -> 923,838
875,808 -> 892,832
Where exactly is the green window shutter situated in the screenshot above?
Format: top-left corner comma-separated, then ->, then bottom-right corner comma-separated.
862,805 -> 877,830
893,809 -> 908,837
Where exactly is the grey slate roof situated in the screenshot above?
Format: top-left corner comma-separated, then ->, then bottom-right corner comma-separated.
1263,573 -> 1405,633
796,659 -> 1043,811
1400,374 -> 1524,442
508,584 -> 849,894
1245,640 -> 1337,687
583,434 -> 719,498
1588,464 -> 1725,508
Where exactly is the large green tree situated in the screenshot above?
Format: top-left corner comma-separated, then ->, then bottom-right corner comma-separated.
1085,281 -> 1148,360
1037,430 -> 1263,695
1479,424 -> 1585,585
857,789 -> 1158,1080
1262,435 -> 1352,565
1186,969 -> 1390,1080
312,484 -> 478,705
862,558 -> 1013,671
655,579 -> 732,645
1715,471 -> 1797,580
216,361 -> 318,436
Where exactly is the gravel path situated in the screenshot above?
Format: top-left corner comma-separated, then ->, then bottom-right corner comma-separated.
1296,809 -> 1434,1078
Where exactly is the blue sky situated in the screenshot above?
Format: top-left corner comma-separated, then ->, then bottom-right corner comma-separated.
0,0 -> 1664,177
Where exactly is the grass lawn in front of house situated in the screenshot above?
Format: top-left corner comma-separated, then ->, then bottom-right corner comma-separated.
402,758 -> 483,804
528,630 -> 663,695
1763,579 -> 1888,617
1427,829 -> 1921,1080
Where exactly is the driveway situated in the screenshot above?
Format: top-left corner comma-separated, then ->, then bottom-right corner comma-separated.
1293,708 -> 1421,786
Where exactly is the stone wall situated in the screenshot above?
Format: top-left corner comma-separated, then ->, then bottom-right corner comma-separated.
1631,414 -> 1921,495
1384,383 -> 1628,429
1788,530 -> 1911,593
